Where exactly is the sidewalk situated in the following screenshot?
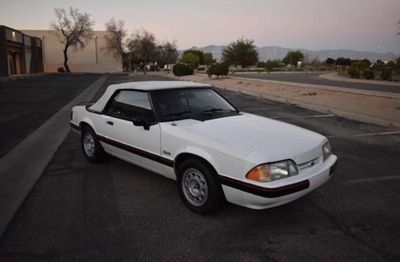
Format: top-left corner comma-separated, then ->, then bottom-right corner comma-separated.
0,75 -> 107,237
320,72 -> 400,87
175,74 -> 400,128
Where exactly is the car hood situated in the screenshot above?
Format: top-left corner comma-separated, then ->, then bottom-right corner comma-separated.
166,113 -> 326,164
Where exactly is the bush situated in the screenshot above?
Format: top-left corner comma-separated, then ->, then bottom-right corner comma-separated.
348,61 -> 370,78
57,67 -> 65,73
380,67 -> 392,81
207,63 -> 229,79
348,68 -> 361,78
363,69 -> 375,80
173,63 -> 193,76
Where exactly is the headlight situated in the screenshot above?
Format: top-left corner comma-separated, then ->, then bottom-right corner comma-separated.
246,160 -> 298,182
322,141 -> 332,161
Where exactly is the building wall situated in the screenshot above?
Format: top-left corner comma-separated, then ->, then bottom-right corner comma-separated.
0,25 -> 43,76
22,30 -> 122,73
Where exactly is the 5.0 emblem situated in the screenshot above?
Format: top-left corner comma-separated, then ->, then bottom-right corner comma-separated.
162,150 -> 171,156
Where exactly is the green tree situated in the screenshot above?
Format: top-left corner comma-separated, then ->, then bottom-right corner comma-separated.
50,7 -> 94,72
180,49 -> 204,68
361,58 -> 371,66
325,57 -> 336,65
336,57 -> 351,66
222,38 -> 259,68
395,57 -> 400,70
203,52 -> 215,65
282,50 -> 304,66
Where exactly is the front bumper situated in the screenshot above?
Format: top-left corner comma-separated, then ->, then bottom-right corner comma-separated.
220,155 -> 338,209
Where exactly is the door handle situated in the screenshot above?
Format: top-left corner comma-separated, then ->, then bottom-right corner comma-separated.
106,121 -> 114,126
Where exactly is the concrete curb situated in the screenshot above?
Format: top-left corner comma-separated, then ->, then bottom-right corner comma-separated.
0,73 -> 50,82
319,72 -> 400,87
230,76 -> 400,99
0,75 -> 108,237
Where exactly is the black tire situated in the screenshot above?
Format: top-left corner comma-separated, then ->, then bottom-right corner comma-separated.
177,159 -> 225,214
80,126 -> 106,162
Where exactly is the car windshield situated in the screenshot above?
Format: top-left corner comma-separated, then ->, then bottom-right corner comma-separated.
152,88 -> 238,122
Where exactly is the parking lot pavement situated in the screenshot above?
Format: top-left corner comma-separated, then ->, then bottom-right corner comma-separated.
236,72 -> 400,94
1,76 -> 400,261
0,74 -> 100,157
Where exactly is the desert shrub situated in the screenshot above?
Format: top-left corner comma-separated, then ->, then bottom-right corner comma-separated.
363,69 -> 375,80
207,63 -> 229,79
348,61 -> 370,78
348,68 -> 361,78
173,63 -> 193,76
380,67 -> 392,81
350,61 -> 370,71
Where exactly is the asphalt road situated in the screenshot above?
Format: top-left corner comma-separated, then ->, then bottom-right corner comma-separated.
1,74 -> 400,261
236,72 -> 400,94
0,74 -> 100,157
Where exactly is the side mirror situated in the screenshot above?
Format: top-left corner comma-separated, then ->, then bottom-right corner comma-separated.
132,117 -> 150,130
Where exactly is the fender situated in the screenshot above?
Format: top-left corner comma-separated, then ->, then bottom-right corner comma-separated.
174,146 -> 220,173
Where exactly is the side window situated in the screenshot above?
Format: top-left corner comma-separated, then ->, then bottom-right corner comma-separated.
106,90 -> 156,123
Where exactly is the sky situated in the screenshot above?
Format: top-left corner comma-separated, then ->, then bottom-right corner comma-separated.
1,0 -> 399,53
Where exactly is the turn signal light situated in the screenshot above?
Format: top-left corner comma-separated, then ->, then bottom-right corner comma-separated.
246,165 -> 271,182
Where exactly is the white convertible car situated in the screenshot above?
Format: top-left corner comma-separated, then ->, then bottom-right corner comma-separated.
70,81 -> 337,214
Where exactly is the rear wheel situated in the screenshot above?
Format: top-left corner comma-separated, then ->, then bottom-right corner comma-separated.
80,127 -> 106,162
177,159 -> 225,214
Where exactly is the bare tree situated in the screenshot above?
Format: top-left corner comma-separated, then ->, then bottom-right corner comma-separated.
127,29 -> 157,70
50,7 -> 94,72
159,41 -> 178,72
104,18 -> 127,69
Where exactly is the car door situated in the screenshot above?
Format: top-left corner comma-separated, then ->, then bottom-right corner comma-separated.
101,89 -> 163,174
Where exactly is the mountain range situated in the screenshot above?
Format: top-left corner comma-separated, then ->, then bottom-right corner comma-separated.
190,45 -> 397,62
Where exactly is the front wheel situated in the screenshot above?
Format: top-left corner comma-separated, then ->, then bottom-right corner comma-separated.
177,159 -> 225,214
80,127 -> 106,162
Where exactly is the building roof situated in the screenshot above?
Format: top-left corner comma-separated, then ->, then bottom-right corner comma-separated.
89,80 -> 212,112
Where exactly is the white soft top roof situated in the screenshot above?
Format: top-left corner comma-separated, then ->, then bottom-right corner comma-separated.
89,81 -> 212,112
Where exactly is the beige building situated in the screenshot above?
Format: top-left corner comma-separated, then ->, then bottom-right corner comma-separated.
22,30 -> 122,73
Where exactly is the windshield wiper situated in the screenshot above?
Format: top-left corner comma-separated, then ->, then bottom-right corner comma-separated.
163,110 -> 192,118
